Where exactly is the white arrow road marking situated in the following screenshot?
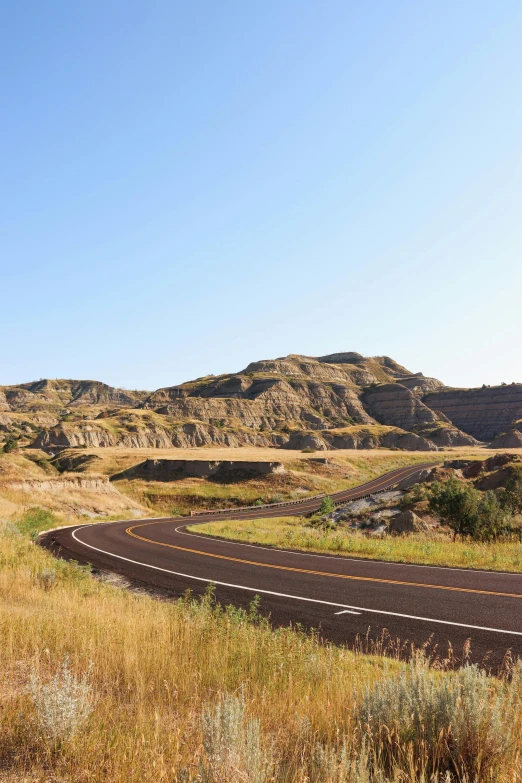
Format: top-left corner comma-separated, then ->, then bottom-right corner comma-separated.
70,526 -> 522,637
335,609 -> 362,615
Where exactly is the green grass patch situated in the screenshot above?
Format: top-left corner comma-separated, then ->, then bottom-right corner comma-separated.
16,506 -> 61,538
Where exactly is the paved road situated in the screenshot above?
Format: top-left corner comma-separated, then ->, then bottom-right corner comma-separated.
42,463 -> 522,666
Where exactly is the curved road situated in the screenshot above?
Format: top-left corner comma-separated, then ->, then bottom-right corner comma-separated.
42,463 -> 522,665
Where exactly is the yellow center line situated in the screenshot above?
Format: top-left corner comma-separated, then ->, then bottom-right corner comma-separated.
125,523 -> 522,600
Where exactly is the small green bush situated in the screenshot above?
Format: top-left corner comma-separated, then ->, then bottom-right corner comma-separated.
319,496 -> 335,515
2,437 -> 17,453
399,483 -> 426,509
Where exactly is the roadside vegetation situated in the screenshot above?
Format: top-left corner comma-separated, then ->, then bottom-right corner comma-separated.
1,508 -> 522,782
192,460 -> 522,573
429,473 -> 522,541
191,515 -> 522,572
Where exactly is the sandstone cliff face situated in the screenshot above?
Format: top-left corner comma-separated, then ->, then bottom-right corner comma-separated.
393,374 -> 444,395
0,413 -> 12,428
362,384 -> 440,430
113,459 -> 285,481
143,355 -> 404,432
33,420 -> 278,453
417,426 -> 476,447
9,476 -> 120,494
282,427 -> 437,451
423,385 -> 522,441
34,423 -> 173,451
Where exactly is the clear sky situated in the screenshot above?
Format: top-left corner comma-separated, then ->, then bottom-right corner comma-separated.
2,1 -> 521,391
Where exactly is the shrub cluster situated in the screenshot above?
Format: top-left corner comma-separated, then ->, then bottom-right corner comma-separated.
192,654 -> 522,782
358,654 -> 522,780
428,476 -> 522,542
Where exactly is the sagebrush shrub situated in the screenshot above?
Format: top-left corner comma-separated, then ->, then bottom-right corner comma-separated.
311,740 -> 374,783
358,654 -> 522,780
29,657 -> 94,744
200,690 -> 273,783
36,567 -> 56,590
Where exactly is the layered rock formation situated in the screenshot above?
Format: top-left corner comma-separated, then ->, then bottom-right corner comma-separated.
9,476 -> 119,494
138,353 -> 471,451
2,379 -> 148,413
423,384 -> 522,441
362,384 -> 440,430
489,429 -> 522,449
1,351 -> 517,453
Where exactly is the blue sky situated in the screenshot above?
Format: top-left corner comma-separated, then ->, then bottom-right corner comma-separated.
2,1 -> 521,391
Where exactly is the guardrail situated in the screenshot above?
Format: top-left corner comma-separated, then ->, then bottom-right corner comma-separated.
189,477 -> 406,517
190,493 -> 327,516
331,485 -> 398,507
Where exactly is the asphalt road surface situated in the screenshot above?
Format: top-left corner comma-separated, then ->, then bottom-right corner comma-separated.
42,463 -> 522,667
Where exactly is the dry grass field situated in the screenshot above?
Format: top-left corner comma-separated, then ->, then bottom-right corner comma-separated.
3,446 -> 447,522
0,452 -> 147,523
1,513 -> 522,782
2,443 -> 521,525
47,444 -> 522,476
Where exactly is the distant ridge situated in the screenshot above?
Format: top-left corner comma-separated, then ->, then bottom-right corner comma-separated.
2,352 -> 521,453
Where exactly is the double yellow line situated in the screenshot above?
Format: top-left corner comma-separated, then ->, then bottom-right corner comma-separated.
125,522 -> 522,600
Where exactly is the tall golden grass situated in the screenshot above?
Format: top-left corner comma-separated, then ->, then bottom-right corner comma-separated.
1,513 -> 522,781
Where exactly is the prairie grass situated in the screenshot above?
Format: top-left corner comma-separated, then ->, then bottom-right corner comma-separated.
0,517 -> 521,781
191,516 -> 522,572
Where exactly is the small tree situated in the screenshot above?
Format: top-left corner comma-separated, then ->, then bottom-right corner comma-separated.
429,479 -> 512,541
428,478 -> 480,539
319,496 -> 335,515
2,438 -> 17,453
475,491 -> 506,542
500,471 -> 522,514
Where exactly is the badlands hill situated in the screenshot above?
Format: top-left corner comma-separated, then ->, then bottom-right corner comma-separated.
1,352 -> 522,453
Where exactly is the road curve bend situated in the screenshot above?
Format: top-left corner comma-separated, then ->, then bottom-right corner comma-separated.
41,463 -> 522,665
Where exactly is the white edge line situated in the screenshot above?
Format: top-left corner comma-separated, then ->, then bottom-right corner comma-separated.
70,526 -> 522,637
